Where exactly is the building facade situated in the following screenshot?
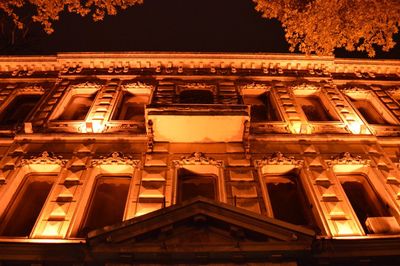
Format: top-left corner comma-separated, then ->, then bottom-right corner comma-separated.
0,52 -> 400,265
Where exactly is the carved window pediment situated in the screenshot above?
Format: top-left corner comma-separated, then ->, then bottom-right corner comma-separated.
327,152 -> 370,166
174,152 -> 223,167
21,151 -> 66,166
91,152 -> 139,166
257,152 -> 303,167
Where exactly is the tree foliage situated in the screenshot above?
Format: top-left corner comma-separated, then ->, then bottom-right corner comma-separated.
254,0 -> 400,57
0,0 -> 399,57
0,0 -> 143,34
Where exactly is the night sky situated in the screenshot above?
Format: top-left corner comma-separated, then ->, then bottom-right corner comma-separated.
3,0 -> 400,59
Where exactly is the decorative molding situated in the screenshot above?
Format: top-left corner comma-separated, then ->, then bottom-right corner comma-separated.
22,151 -> 66,166
71,81 -> 101,90
123,82 -> 154,90
238,82 -> 270,91
17,85 -> 45,94
387,87 -> 400,99
91,152 -> 139,166
327,152 -> 370,166
291,83 -> 319,92
174,152 -> 223,167
256,152 -> 303,167
341,86 -> 371,94
177,83 -> 216,92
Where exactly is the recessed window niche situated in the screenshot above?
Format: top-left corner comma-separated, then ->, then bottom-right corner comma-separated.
0,94 -> 42,126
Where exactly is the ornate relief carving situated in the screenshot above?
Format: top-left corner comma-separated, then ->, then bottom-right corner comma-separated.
327,152 -> 370,166
341,86 -> 370,93
174,152 -> 223,167
22,151 -> 66,166
238,82 -> 270,90
71,81 -> 101,90
91,152 -> 139,166
123,82 -> 154,90
291,83 -> 319,92
387,87 -> 400,99
256,152 -> 303,167
17,85 -> 45,94
177,83 -> 216,92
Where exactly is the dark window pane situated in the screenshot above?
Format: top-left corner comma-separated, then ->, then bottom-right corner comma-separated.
179,90 -> 214,104
341,176 -> 389,233
245,93 -> 281,122
1,175 -> 54,236
298,96 -> 337,121
0,95 -> 42,126
58,93 -> 97,120
112,92 -> 148,121
78,176 -> 130,237
267,176 -> 310,225
177,169 -> 217,203
351,99 -> 388,125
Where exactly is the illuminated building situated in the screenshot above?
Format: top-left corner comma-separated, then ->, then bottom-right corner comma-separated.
0,52 -> 400,265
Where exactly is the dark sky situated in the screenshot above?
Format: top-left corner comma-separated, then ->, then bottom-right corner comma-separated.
3,0 -> 400,59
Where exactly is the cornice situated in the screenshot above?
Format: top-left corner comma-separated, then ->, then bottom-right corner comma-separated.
0,52 -> 398,78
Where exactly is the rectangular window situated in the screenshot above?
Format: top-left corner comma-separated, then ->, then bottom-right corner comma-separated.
57,93 -> 97,120
177,168 -> 217,203
112,91 -> 149,121
297,95 -> 339,122
350,98 -> 391,125
244,92 -> 281,122
0,94 -> 42,126
78,176 -> 131,237
0,175 -> 55,236
265,175 -> 313,227
339,175 -> 390,233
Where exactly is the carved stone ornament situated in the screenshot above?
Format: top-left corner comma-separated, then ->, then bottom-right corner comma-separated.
387,87 -> 400,99
291,83 -> 319,92
122,82 -> 154,90
91,152 -> 139,166
17,85 -> 45,94
257,152 -> 303,167
178,83 -> 216,91
22,151 -> 66,166
327,152 -> 370,166
238,82 -> 270,91
174,152 -> 223,167
71,81 -> 101,90
341,86 -> 370,94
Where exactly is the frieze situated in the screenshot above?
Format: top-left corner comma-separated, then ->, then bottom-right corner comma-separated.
327,152 -> 370,166
341,86 -> 371,94
21,151 -> 66,166
17,85 -> 46,94
257,152 -> 303,167
91,152 -> 139,166
174,152 -> 223,167
177,83 -> 216,91
238,82 -> 270,91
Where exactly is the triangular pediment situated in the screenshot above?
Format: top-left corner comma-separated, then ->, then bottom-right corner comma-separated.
87,198 -> 314,262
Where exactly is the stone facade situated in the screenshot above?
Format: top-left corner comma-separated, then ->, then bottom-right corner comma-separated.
0,52 -> 400,265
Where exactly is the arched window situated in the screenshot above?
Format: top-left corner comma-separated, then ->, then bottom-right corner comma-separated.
265,174 -> 313,226
0,94 -> 42,126
339,175 -> 390,233
0,175 -> 55,236
78,176 -> 131,237
177,168 -> 217,203
179,90 -> 214,104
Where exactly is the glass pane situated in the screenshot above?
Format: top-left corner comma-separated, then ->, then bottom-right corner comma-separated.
179,90 -> 214,104
0,94 -> 42,126
298,96 -> 337,121
267,176 -> 310,225
78,176 -> 130,237
351,99 -> 387,125
112,92 -> 148,121
58,93 -> 97,120
341,176 -> 389,233
1,175 -> 54,236
177,169 -> 216,203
